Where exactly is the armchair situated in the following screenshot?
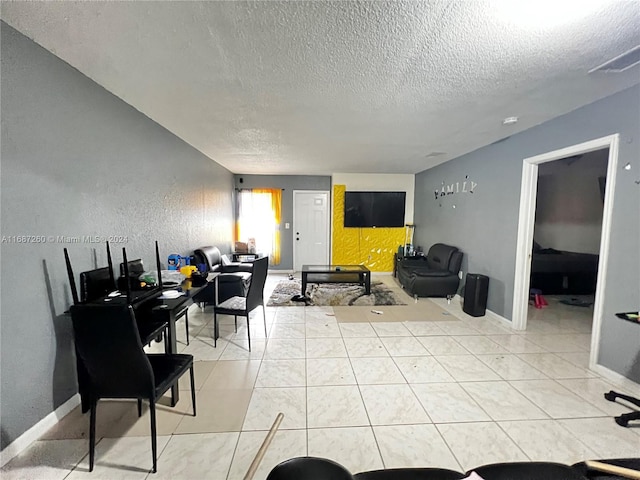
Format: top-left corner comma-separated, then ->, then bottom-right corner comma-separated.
192,246 -> 253,305
396,243 -> 463,298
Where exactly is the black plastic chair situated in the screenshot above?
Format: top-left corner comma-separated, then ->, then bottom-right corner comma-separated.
267,457 -> 354,480
70,304 -> 196,473
213,256 -> 269,351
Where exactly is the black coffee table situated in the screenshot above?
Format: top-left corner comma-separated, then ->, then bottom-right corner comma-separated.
301,265 -> 371,296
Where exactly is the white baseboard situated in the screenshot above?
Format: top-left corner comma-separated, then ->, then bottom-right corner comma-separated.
485,308 -> 514,329
591,364 -> 640,396
0,394 -> 80,467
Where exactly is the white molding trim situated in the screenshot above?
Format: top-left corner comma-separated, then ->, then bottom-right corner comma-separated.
485,308 -> 514,329
0,394 -> 80,467
591,364 -> 640,396
512,134 -> 619,369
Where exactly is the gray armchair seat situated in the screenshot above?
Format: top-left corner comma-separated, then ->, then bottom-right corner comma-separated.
192,246 -> 253,305
396,243 -> 463,297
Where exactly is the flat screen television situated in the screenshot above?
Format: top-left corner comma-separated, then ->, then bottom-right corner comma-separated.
344,191 -> 406,227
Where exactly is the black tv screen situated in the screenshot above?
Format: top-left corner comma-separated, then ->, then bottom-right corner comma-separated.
344,191 -> 406,227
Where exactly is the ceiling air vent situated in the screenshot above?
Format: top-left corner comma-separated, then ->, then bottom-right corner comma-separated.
589,45 -> 640,73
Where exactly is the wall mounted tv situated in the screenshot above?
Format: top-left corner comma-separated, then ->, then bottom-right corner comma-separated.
344,191 -> 406,228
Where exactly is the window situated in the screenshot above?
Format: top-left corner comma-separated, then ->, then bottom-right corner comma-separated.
236,189 -> 282,265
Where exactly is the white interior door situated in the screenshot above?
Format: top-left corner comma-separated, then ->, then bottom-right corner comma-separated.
293,190 -> 330,271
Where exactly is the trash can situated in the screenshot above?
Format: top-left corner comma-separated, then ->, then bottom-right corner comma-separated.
463,273 -> 489,317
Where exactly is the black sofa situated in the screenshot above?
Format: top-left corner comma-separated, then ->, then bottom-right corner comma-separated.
396,243 -> 463,297
192,246 -> 253,305
266,457 -> 640,480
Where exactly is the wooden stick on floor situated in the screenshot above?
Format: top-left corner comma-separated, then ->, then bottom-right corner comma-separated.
585,460 -> 640,480
243,412 -> 285,480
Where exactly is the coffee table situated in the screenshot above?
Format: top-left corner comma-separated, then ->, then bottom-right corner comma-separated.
301,265 -> 371,296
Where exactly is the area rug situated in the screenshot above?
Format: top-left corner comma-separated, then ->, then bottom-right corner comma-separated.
267,279 -> 407,307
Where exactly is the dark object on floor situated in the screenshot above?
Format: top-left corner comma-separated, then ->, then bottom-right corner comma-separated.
290,294 -> 310,304
604,390 -> 640,427
560,298 -> 594,307
463,273 -> 489,317
267,456 -> 640,479
396,243 -> 463,297
70,304 -> 196,473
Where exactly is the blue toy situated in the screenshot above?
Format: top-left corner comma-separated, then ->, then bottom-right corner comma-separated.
167,254 -> 190,270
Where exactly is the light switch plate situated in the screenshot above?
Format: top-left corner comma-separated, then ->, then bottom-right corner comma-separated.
285,222 -> 290,229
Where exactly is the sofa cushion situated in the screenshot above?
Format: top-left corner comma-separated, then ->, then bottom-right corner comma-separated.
472,462 -> 587,480
354,468 -> 464,479
412,269 -> 453,278
426,244 -> 457,271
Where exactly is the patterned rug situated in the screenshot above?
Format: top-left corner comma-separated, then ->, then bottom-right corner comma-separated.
267,279 -> 407,307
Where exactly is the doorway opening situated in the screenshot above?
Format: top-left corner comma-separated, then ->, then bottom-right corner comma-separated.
512,135 -> 620,371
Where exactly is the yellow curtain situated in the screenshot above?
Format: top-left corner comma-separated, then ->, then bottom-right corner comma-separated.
252,188 -> 282,265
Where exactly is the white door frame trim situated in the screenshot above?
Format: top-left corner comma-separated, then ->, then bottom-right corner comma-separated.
512,134 -> 619,371
292,190 -> 331,271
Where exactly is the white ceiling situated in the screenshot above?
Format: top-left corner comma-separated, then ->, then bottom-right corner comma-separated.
1,1 -> 639,175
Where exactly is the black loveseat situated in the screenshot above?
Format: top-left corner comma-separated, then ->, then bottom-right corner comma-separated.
192,246 -> 253,305
266,456 -> 640,480
396,243 -> 463,298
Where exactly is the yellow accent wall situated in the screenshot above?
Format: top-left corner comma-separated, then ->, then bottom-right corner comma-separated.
332,185 -> 405,272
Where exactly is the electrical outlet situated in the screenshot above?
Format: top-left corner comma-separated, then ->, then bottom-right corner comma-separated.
285,222 -> 290,229
458,271 -> 463,279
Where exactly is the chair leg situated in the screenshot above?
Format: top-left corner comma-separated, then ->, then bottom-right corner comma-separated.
150,399 -> 157,473
184,310 -> 189,346
213,311 -> 218,348
246,315 -> 251,352
137,398 -> 142,417
234,316 -> 238,333
89,399 -> 97,472
262,303 -> 267,339
189,365 -> 197,416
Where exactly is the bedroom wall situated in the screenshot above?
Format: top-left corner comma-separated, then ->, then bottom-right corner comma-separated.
535,149 -> 608,254
414,84 -> 640,382
232,175 -> 332,270
1,23 -> 235,450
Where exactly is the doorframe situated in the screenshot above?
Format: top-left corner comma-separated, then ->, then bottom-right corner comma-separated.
512,134 -> 619,370
292,190 -> 331,271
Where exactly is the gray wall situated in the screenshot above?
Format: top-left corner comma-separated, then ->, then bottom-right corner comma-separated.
414,84 -> 640,381
234,175 -> 332,270
536,150 -> 607,255
0,23 -> 235,449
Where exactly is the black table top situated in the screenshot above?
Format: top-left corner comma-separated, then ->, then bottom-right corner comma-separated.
302,265 -> 370,273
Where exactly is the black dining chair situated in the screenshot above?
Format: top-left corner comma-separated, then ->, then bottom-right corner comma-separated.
70,303 -> 196,473
213,256 -> 269,351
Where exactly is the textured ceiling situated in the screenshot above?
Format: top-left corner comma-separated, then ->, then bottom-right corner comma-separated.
1,1 -> 639,175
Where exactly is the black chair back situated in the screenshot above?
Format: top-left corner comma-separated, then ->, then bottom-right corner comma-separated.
120,258 -> 144,276
70,304 -> 154,399
80,267 -> 115,303
246,256 -> 269,311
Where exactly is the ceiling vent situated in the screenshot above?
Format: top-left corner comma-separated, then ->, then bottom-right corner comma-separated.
589,45 -> 640,73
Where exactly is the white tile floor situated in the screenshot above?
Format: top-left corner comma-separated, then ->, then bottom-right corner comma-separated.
2,275 -> 639,479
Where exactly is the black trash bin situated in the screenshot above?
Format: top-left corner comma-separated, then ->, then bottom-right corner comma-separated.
463,273 -> 489,317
